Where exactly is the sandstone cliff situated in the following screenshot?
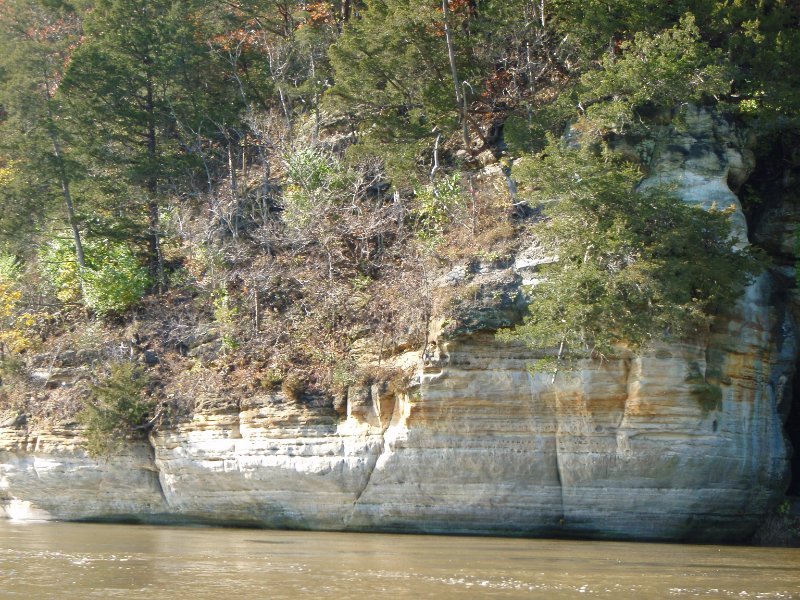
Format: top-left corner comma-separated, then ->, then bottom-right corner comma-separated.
0,107 -> 795,542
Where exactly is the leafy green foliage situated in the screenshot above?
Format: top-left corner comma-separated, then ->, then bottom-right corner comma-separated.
78,362 -> 153,457
41,237 -> 149,317
500,143 -> 762,373
413,173 -> 465,241
40,238 -> 82,305
706,1 -> 800,122
550,1 -> 800,125
284,148 -> 339,191
548,0 -> 714,60
578,16 -> 731,135
0,252 -> 36,355
0,253 -> 21,283
328,1 -> 452,131
81,245 -> 150,318
281,148 -> 357,232
212,286 -> 240,352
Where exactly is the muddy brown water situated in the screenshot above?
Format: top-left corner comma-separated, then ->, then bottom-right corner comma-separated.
1,520 -> 798,598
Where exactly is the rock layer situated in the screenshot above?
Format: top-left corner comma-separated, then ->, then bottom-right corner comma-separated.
0,417 -> 166,521
0,107 -> 794,541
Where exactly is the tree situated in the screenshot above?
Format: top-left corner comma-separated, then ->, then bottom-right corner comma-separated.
706,1 -> 800,123
78,361 -> 154,456
548,1 -> 800,124
61,0 -> 226,288
500,142 -> 762,376
547,0 -> 714,61
327,0 -> 454,177
327,0 -> 576,179
576,16 -> 731,136
0,0 -> 85,267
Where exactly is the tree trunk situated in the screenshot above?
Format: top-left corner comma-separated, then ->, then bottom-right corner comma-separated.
42,68 -> 85,270
442,0 -> 470,151
145,74 -> 164,292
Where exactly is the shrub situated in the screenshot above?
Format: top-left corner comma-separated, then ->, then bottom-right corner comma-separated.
81,244 -> 150,317
39,238 -> 83,305
0,252 -> 36,355
0,252 -> 21,281
212,286 -> 240,352
40,237 -> 150,317
283,148 -> 338,192
500,142 -> 763,375
280,148 -> 356,233
413,173 -> 465,241
78,362 -> 154,457
258,368 -> 285,390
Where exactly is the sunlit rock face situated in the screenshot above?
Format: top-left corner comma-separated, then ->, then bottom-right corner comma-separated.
149,394 -> 386,528
0,107 -> 793,541
635,105 -> 755,245
0,417 -> 166,521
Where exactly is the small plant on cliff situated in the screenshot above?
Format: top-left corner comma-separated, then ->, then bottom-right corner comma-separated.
500,142 -> 763,376
0,252 -> 37,357
413,173 -> 465,243
78,362 -> 155,457
212,286 -> 240,352
40,237 -> 150,318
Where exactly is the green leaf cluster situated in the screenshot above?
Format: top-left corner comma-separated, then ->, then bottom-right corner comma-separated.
413,173 -> 464,241
40,236 -> 150,317
578,16 -> 731,135
212,286 -> 240,352
501,142 -> 763,371
548,0 -> 714,60
78,362 -> 153,457
0,253 -> 22,283
281,148 -> 356,231
0,251 -> 34,355
707,1 -> 800,122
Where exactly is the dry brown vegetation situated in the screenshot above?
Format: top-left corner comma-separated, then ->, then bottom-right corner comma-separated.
0,138 -> 523,425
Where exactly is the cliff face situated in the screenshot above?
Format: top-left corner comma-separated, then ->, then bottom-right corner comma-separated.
0,108 -> 795,542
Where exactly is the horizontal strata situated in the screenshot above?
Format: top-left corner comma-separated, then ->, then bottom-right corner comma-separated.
0,299 -> 791,541
0,107 -> 793,541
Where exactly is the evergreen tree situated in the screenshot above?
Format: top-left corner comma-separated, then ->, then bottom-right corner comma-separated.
576,16 -> 731,136
61,0 -> 231,287
0,0 -> 85,263
500,142 -> 763,376
327,0 -> 576,179
327,0 -> 454,176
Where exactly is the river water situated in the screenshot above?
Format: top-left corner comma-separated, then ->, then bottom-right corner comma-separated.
1,521 -> 798,599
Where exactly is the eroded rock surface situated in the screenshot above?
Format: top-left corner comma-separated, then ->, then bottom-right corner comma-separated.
0,417 -> 165,521
0,107 -> 794,541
